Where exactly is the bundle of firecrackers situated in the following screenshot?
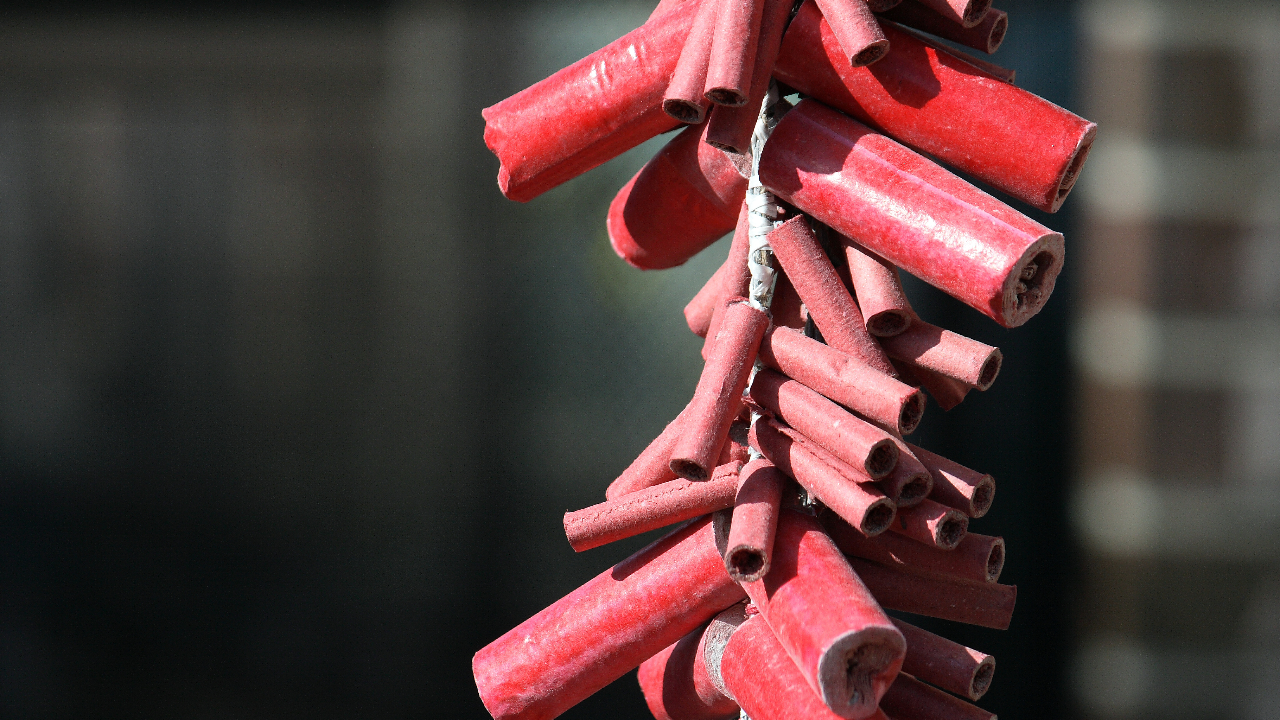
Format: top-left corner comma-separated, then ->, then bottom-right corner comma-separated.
472,0 -> 1095,718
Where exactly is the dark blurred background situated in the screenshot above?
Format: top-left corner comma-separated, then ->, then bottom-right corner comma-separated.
1,1 -> 1275,718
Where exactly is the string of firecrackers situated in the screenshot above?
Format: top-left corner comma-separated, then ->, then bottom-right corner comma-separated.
473,0 -> 1095,718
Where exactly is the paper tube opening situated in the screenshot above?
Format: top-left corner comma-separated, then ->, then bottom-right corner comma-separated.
899,473 -> 931,505
900,392 -> 925,435
818,626 -> 906,716
937,513 -> 968,549
976,350 -> 1002,390
987,12 -> 1007,51
664,99 -> 707,125
971,657 -> 996,699
853,40 -> 890,67
867,309 -> 912,337
1051,123 -> 1097,211
864,499 -> 896,536
986,538 -> 1006,582
867,440 -> 899,479
727,546 -> 768,582
671,458 -> 711,483
962,0 -> 992,26
970,476 -> 995,518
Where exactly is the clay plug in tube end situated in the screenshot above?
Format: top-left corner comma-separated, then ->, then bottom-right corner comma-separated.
820,626 -> 907,716
1051,123 -> 1098,212
1001,234 -> 1064,327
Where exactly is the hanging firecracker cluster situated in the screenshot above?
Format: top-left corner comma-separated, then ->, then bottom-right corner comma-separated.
472,0 -> 1095,719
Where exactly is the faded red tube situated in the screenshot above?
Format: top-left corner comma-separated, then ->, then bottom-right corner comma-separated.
665,0 -> 718,123
750,369 -> 898,479
606,404 -> 689,500
882,320 -> 1002,390
911,0 -> 989,27
672,300 -> 770,481
705,0 -> 765,106
705,0 -> 794,154
750,417 -> 896,536
686,203 -> 751,337
565,469 -> 740,552
879,2 -> 1007,53
609,120 -> 748,270
845,556 -> 1016,629
473,516 -> 746,720
827,515 -> 1005,585
895,361 -> 972,411
889,497 -> 969,549
907,443 -> 995,518
774,2 -> 1097,213
742,509 -> 905,717
482,2 -> 697,202
879,437 -> 933,507
720,614 -> 894,720
842,239 -> 912,337
814,0 -> 889,66
759,100 -> 1065,329
758,326 -> 924,435
767,215 -> 897,373
881,673 -> 995,720
725,458 -> 786,582
637,612 -> 742,720
891,618 -> 995,701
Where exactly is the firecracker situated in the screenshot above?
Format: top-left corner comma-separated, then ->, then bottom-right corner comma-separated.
472,0 -> 1096,718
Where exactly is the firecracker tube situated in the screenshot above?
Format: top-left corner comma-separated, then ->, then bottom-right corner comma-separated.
888,497 -> 969,549
482,0 -> 696,202
881,320 -> 1002,390
749,369 -> 898,479
672,299 -> 770,481
759,100 -> 1066,328
766,215 -> 896,374
725,458 -> 787,582
719,613 -> 896,720
826,515 -> 1005,585
891,618 -> 996,701
637,610 -> 743,720
907,442 -> 995,518
881,672 -> 996,720
609,120 -> 749,270
895,360 -> 972,411
685,203 -> 751,337
878,1 -> 1007,54
879,437 -> 934,507
565,466 -> 741,551
705,0 -> 794,154
473,516 -> 745,720
705,0 -> 765,106
750,417 -> 896,536
741,509 -> 905,718
758,326 -> 924,435
842,239 -> 913,337
844,556 -> 1016,629
814,0 -> 890,66
774,2 -> 1096,213
664,0 -> 718,123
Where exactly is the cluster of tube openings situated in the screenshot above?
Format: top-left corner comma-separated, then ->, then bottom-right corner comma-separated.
474,0 -> 1094,718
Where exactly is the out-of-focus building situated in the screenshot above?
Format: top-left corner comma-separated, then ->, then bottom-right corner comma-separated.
1071,2 -> 1280,718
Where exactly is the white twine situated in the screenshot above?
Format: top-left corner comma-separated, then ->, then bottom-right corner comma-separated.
744,81 -> 783,463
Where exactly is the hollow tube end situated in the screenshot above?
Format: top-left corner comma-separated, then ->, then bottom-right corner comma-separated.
851,40 -> 890,67
897,472 -> 932,507
866,440 -> 900,479
935,512 -> 969,549
671,458 -> 710,482
986,537 -> 1006,582
970,656 -> 996,700
818,625 -> 907,717
970,476 -> 996,518
975,349 -> 1002,391
862,498 -> 897,536
726,545 -> 770,583
899,391 -> 926,436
